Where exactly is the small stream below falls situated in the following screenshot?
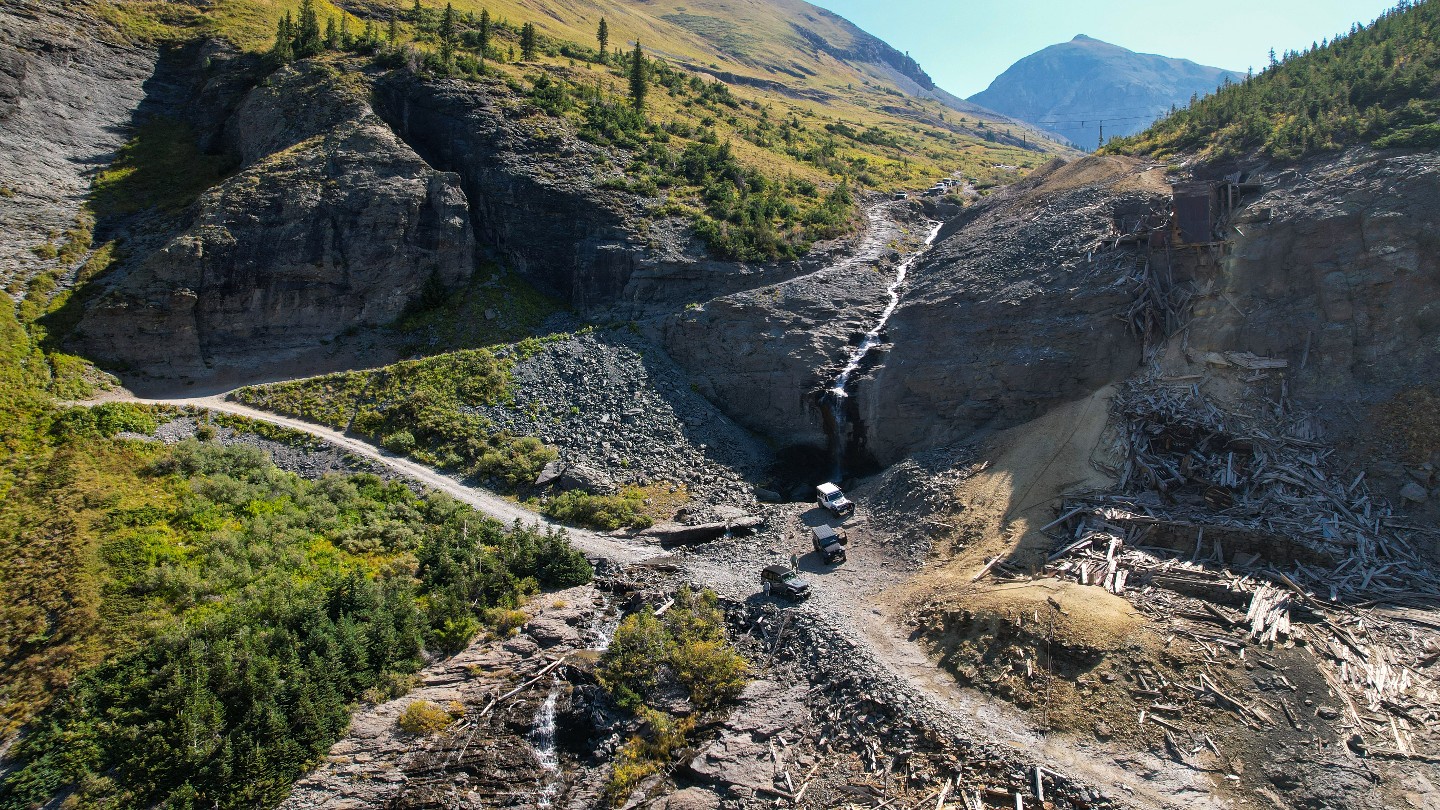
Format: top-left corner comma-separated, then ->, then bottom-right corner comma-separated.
826,219 -> 944,477
529,677 -> 561,808
526,599 -> 617,807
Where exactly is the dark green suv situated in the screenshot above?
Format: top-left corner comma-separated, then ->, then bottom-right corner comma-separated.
761,565 -> 811,600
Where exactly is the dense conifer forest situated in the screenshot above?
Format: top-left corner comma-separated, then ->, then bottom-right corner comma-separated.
1106,0 -> 1440,159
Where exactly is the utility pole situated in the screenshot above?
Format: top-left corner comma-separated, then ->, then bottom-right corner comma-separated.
1097,121 -> 1104,150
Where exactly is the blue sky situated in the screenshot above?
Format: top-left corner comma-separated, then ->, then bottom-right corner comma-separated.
813,0 -> 1401,98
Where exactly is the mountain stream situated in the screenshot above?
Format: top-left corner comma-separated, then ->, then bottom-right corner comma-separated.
826,219 -> 944,477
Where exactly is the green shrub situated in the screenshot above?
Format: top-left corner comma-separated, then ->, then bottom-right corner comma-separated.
397,700 -> 457,735
93,402 -> 158,437
603,707 -> 694,806
486,607 -> 529,636
234,348 -> 561,490
542,488 -> 651,530
670,638 -> 749,710
382,429 -> 417,453
597,587 -> 747,806
49,403 -> 158,440
598,586 -> 747,712
598,608 -> 670,710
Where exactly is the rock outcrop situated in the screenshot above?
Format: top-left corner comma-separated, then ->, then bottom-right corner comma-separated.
0,0 -> 154,292
370,74 -> 823,316
76,61 -> 475,380
856,157 -> 1157,465
372,73 -> 641,311
1184,149 -> 1440,396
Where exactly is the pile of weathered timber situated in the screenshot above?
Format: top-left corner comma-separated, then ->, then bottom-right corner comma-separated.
1031,376 -> 1440,760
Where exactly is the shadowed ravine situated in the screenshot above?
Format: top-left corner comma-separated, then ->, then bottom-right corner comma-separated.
826,219 -> 944,479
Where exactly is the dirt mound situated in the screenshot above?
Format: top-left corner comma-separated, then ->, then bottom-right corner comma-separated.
915,581 -> 1152,730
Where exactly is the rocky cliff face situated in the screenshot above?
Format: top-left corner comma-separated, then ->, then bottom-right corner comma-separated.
370,74 -> 825,316
371,74 -> 643,312
1182,149 -> 1440,517
76,61 -> 475,380
854,157 -> 1158,465
1185,150 -> 1440,395
0,0 -> 153,293
848,147 -> 1439,484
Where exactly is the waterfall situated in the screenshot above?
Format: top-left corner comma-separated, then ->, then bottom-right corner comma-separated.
589,614 -> 619,652
529,678 -> 562,808
585,598 -> 619,652
827,219 -> 944,478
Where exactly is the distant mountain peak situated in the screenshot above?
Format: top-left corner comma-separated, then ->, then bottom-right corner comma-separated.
970,37 -> 1243,150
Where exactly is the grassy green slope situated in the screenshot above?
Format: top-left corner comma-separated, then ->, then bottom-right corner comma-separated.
1105,0 -> 1440,160
97,0 -> 1064,191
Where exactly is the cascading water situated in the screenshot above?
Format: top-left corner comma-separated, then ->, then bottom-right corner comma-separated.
526,604 -> 613,809
826,219 -> 944,478
587,611 -> 619,652
585,596 -> 619,652
529,676 -> 562,808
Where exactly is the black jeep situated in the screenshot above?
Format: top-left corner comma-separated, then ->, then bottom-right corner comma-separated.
760,564 -> 811,600
811,524 -> 847,565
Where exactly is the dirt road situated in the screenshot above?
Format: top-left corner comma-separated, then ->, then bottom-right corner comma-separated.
129,395 -> 657,565
113,392 -> 1217,809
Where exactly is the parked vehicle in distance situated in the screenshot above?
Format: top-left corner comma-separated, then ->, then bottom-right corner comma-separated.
811,524 -> 847,564
892,190 -> 907,201
816,482 -> 854,517
761,564 -> 811,600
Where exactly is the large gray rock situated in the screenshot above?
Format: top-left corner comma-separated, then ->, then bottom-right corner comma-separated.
524,616 -> 580,648
657,787 -> 721,810
0,1 -> 154,292
76,61 -> 475,380
860,156 -> 1153,464
683,680 -> 809,792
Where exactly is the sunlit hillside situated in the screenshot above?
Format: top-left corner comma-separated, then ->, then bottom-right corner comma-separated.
98,0 -> 1068,194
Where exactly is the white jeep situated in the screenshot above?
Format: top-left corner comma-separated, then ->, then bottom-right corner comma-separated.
816,482 -> 854,517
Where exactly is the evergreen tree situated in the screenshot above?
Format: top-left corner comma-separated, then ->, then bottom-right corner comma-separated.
269,12 -> 295,65
294,0 -> 323,58
388,14 -> 399,47
412,0 -> 422,16
478,8 -> 491,55
597,16 -> 609,57
325,16 -> 338,50
629,41 -> 647,112
339,13 -> 351,49
438,3 -> 456,70
520,21 -> 537,61
1105,0 -> 1440,160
